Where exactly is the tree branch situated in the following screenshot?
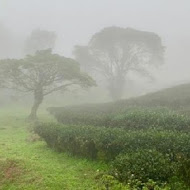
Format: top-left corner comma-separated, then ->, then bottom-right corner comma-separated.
43,82 -> 75,96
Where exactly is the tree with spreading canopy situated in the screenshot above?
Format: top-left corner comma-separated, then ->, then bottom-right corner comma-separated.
25,29 -> 57,55
0,49 -> 96,119
74,26 -> 164,100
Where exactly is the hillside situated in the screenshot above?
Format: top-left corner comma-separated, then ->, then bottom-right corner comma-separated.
116,82 -> 190,112
38,83 -> 190,189
48,82 -> 190,118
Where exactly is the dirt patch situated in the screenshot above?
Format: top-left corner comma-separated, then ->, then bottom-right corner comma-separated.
0,158 -> 43,189
0,159 -> 24,182
4,160 -> 23,180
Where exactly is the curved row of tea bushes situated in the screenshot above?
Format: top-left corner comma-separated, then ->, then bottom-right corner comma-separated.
35,123 -> 190,187
48,107 -> 190,131
35,123 -> 190,161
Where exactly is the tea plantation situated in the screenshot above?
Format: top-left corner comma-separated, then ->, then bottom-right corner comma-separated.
35,84 -> 190,189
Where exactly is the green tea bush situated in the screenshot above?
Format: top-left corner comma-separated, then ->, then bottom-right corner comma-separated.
177,158 -> 190,186
35,123 -> 190,188
111,150 -> 175,183
41,83 -> 190,188
48,107 -> 190,131
111,109 -> 190,131
35,123 -> 127,160
35,123 -> 190,161
99,175 -> 130,190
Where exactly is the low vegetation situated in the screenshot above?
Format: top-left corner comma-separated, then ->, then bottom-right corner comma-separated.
36,84 -> 190,189
35,117 -> 190,188
2,84 -> 190,189
48,107 -> 190,131
0,110 -> 107,190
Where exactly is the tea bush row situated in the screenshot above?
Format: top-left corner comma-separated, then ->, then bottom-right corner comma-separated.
35,123 -> 190,187
35,123 -> 190,160
48,107 -> 190,131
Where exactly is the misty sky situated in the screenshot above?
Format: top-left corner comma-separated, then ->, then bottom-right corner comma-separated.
1,0 -> 190,86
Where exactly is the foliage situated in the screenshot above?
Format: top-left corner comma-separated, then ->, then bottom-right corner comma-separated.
0,49 -> 95,119
99,175 -> 130,190
100,175 -> 170,190
74,26 -> 164,100
35,122 -> 190,160
36,105 -> 190,189
48,107 -> 190,131
36,83 -> 190,188
111,150 -> 175,183
48,82 -> 190,122
35,121 -> 190,188
177,158 -> 190,186
1,108 -> 189,189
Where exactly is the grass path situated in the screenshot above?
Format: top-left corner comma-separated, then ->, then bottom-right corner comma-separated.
0,110 -> 106,190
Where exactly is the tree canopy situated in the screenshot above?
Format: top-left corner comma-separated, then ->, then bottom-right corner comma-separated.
74,26 -> 164,100
0,49 -> 95,119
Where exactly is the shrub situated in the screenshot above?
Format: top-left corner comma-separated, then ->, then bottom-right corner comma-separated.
35,123 -> 190,161
35,123 -> 190,188
99,175 -> 130,190
48,107 -> 190,132
177,158 -> 190,186
35,123 -> 127,160
110,109 -> 190,131
111,150 -> 175,183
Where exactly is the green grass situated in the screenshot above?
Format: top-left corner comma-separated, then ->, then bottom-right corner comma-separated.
0,109 -> 107,190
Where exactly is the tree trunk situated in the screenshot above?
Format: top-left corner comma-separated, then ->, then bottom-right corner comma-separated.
28,88 -> 43,120
108,75 -> 125,101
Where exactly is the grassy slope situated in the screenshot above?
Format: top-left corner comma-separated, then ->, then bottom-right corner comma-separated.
0,109 -> 106,190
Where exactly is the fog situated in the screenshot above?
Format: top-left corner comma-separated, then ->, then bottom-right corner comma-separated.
1,2 -> 190,188
1,0 -> 190,103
